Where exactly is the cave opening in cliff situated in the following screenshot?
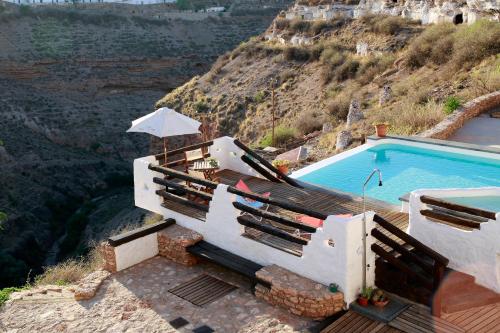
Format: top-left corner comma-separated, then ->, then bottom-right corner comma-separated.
453,13 -> 463,24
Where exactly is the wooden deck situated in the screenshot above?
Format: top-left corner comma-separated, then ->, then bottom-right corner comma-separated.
321,303 -> 500,333
161,168 -> 409,254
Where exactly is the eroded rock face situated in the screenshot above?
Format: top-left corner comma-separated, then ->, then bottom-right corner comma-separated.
336,130 -> 352,151
346,100 -> 363,128
354,0 -> 499,25
379,85 -> 392,106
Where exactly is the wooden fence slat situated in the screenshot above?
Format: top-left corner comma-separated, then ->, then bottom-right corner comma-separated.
420,195 -> 496,220
237,216 -> 308,245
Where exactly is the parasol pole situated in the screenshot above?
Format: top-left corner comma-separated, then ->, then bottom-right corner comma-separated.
163,137 -> 168,166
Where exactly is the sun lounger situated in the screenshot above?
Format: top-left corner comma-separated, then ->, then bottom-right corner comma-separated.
235,179 -> 270,222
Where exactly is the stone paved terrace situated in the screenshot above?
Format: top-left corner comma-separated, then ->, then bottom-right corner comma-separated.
0,256 -> 313,332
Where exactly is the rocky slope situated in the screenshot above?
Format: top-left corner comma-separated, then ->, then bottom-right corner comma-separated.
157,4 -> 499,160
0,0 -> 292,287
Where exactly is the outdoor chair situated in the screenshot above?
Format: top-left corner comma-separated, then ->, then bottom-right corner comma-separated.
186,169 -> 213,203
235,179 -> 270,222
184,148 -> 206,172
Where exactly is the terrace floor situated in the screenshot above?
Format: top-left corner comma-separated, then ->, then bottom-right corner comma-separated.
0,256 -> 311,332
162,169 -> 409,255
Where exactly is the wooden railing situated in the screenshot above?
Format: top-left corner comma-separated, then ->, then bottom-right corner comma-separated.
419,195 -> 495,230
154,140 -> 213,166
372,214 -> 449,316
233,139 -> 303,188
149,164 -> 217,213
229,186 -> 329,248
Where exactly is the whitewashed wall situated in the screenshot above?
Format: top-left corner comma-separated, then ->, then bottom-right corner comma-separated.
114,233 -> 159,271
133,147 -> 376,305
408,188 -> 500,293
209,136 -> 261,178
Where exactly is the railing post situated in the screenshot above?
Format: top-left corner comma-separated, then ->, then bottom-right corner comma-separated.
432,262 -> 445,317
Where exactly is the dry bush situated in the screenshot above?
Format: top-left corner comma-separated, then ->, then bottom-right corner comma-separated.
451,20 -> 500,69
283,46 -> 311,62
376,100 -> 444,135
334,58 -> 360,81
373,16 -> 407,35
327,92 -> 351,120
356,54 -> 395,85
279,69 -> 296,84
405,23 -> 456,68
295,110 -> 324,135
143,213 -> 163,225
35,247 -> 103,286
275,18 -> 290,30
289,19 -> 311,33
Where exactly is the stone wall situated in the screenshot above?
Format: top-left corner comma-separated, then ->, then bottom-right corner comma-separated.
157,224 -> 203,266
419,90 -> 500,140
255,265 -> 344,320
101,242 -> 117,273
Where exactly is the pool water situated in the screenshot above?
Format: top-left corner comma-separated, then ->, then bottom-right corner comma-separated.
296,144 -> 500,204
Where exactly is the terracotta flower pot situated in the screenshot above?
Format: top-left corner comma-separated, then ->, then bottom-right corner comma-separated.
277,165 -> 289,175
373,299 -> 389,308
357,297 -> 369,307
374,124 -> 388,137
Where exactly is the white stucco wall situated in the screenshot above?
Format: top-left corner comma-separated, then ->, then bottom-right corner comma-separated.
114,233 -> 159,271
132,135 -> 379,305
408,188 -> 500,293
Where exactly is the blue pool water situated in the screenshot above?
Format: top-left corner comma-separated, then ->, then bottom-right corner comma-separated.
297,144 -> 500,205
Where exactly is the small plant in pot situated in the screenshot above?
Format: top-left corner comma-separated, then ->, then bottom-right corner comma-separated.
329,283 -> 339,293
371,288 -> 389,308
206,157 -> 219,168
272,159 -> 290,175
373,122 -> 389,137
358,286 -> 373,307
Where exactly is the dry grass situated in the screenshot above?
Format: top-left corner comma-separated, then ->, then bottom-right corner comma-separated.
34,246 -> 103,286
374,99 -> 445,135
294,110 -> 324,135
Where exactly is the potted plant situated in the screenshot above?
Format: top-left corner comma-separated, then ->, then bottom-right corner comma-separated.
373,122 -> 389,137
206,157 -> 219,168
357,286 -> 373,307
371,288 -> 389,308
329,283 -> 339,293
272,159 -> 290,175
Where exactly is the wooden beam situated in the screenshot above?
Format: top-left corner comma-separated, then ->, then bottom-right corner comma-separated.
158,191 -> 209,212
108,219 -> 175,247
371,229 -> 433,275
241,155 -> 283,183
233,201 -> 316,233
233,139 -> 303,188
148,164 -> 218,189
420,209 -> 481,229
154,178 -> 213,201
154,140 -> 214,160
373,214 -> 449,266
237,215 -> 309,245
371,243 -> 433,290
227,186 -> 329,220
420,195 -> 496,220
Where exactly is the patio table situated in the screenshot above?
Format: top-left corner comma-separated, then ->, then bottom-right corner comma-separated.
192,161 -> 220,181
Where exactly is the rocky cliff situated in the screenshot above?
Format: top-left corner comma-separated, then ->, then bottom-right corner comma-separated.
0,0 -> 292,287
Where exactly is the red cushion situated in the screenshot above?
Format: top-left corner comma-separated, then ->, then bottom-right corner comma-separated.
296,215 -> 324,228
235,179 -> 251,192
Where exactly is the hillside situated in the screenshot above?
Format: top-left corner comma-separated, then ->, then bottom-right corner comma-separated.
157,12 -> 500,162
0,0 -> 292,288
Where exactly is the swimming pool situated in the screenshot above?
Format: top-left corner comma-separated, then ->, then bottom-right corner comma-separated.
293,142 -> 500,205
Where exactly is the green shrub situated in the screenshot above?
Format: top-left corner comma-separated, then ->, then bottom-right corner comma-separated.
0,211 -> 7,230
443,96 -> 461,114
19,5 -> 31,16
357,54 -> 395,85
254,91 -> 266,103
193,101 -> 210,113
334,58 -> 360,81
259,125 -> 297,147
0,287 -> 25,307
